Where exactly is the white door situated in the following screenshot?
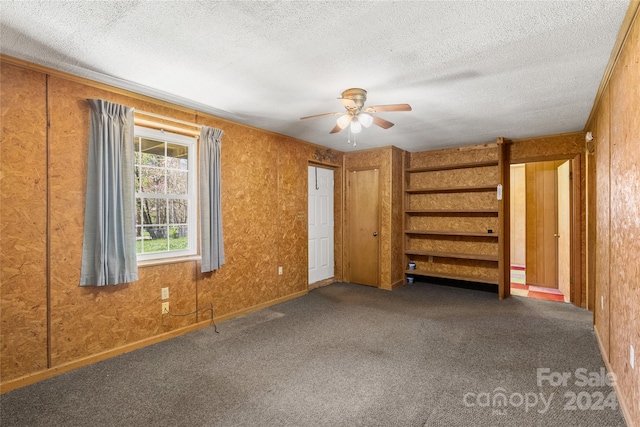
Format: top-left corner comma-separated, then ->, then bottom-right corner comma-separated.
308,166 -> 334,284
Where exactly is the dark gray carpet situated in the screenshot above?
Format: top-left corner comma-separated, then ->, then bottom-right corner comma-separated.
0,282 -> 627,426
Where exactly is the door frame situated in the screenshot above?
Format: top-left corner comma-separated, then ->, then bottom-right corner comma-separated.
307,161 -> 340,288
508,153 -> 581,306
345,166 -> 382,287
307,164 -> 336,286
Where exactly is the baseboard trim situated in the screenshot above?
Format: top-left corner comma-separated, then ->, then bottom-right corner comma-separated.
594,328 -> 635,427
0,289 -> 308,394
213,289 -> 308,323
309,277 -> 337,290
391,278 -> 406,289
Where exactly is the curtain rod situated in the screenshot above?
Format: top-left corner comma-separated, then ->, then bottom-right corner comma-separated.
134,118 -> 200,138
135,109 -> 203,130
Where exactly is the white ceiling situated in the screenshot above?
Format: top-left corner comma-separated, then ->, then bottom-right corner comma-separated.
0,1 -> 630,152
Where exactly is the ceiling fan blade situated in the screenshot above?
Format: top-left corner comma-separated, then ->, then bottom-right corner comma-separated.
372,115 -> 394,129
338,98 -> 357,109
365,104 -> 412,113
300,112 -> 341,120
329,123 -> 344,134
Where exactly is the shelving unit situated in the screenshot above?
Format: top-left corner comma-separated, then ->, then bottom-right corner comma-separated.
402,140 -> 509,297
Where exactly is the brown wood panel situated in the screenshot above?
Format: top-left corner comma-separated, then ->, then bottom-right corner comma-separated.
407,215 -> 499,234
608,13 -> 640,423
409,143 -> 499,169
390,147 -> 405,288
410,258 -> 499,282
0,64 -> 48,381
409,166 -> 499,189
511,132 -> 584,162
594,87 -> 611,359
408,192 -> 498,211
407,235 -> 498,255
586,138 -> 596,311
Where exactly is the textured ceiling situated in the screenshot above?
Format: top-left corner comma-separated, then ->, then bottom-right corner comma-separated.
0,1 -> 630,152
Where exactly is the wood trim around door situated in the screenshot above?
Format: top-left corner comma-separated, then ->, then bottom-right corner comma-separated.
510,153 -> 583,307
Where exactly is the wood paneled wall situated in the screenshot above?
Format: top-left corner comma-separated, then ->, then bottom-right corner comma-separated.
588,6 -> 640,424
0,65 -> 49,378
0,59 -> 344,389
343,146 -> 404,290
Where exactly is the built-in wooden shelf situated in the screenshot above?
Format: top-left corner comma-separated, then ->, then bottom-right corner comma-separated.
405,270 -> 499,285
405,185 -> 497,194
405,209 -> 499,215
404,230 -> 499,238
404,249 -> 499,262
405,160 -> 499,173
402,144 -> 507,297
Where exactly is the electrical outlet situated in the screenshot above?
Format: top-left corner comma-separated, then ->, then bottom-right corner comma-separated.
162,302 -> 169,314
601,295 -> 604,311
278,266 -> 283,275
631,345 -> 635,370
161,287 -> 169,300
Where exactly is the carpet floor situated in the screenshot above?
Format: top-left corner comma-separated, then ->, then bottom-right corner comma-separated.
0,281 -> 626,426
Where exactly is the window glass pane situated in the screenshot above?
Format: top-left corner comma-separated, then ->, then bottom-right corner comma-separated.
141,226 -> 168,253
168,199 -> 188,224
139,166 -> 165,194
169,225 -> 188,250
140,138 -> 165,166
166,170 -> 188,195
134,137 -> 141,164
141,198 -> 167,225
134,126 -> 195,260
135,199 -> 143,226
136,226 -> 149,254
166,143 -> 189,170
134,166 -> 141,192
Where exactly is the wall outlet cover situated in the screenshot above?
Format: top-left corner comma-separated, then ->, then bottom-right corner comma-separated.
161,287 -> 169,300
162,302 -> 169,314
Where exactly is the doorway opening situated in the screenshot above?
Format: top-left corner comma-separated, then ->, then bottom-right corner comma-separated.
509,159 -> 574,303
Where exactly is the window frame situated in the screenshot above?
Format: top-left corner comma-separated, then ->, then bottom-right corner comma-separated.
134,126 -> 198,262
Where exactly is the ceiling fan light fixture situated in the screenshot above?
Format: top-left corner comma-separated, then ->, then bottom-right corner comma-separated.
359,113 -> 373,128
350,118 -> 362,134
336,114 -> 351,129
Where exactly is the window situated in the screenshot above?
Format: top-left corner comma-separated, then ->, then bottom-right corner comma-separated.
134,126 -> 197,261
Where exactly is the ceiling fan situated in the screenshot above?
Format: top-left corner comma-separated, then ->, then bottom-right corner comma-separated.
300,88 -> 412,136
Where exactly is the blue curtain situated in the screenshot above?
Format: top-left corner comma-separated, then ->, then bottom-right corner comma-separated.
200,126 -> 225,272
80,99 -> 138,286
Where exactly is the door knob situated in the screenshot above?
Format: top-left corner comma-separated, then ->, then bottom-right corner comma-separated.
373,232 -> 378,237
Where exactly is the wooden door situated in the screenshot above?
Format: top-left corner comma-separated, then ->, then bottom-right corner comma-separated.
525,161 -> 559,288
557,160 -> 571,300
510,164 -> 526,267
348,169 -> 379,287
308,166 -> 334,284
